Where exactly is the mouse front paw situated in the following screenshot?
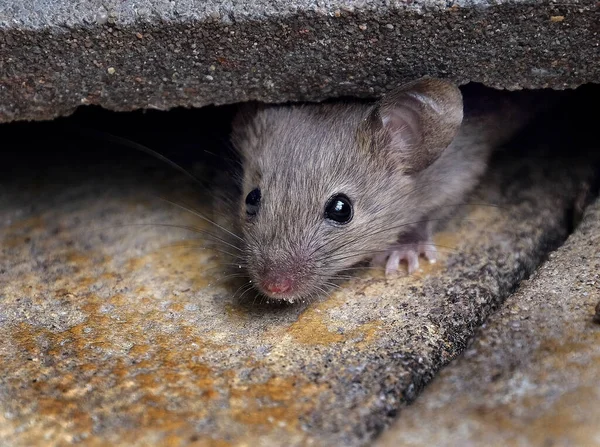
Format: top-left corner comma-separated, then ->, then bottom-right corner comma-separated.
372,240 -> 437,277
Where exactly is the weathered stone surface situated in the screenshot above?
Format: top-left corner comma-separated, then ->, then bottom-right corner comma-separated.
1,0 -> 598,123
376,197 -> 600,447
0,92 -> 598,445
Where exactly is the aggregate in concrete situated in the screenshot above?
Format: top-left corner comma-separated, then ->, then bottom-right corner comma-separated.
376,195 -> 600,447
1,0 -> 598,123
0,94 -> 598,445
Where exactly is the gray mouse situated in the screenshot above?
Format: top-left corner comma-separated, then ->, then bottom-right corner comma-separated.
229,78 -> 545,303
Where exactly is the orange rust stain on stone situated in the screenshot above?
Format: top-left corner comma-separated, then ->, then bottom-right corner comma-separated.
2,210 -> 252,446
229,376 -> 325,430
129,343 -> 150,357
108,293 -> 126,306
1,234 -> 28,249
125,256 -> 148,271
75,276 -> 98,289
538,328 -> 600,376
467,384 -> 600,446
188,440 -> 233,447
123,244 -> 218,290
36,396 -> 95,433
287,309 -> 345,345
538,335 -> 596,357
288,313 -> 383,346
285,293 -> 382,346
191,440 -> 233,447
433,230 -> 460,250
65,251 -> 92,265
2,215 -> 46,234
3,317 -> 223,445
521,386 -> 600,445
352,320 -> 383,348
224,302 -> 249,321
3,247 -> 111,301
169,302 -> 185,312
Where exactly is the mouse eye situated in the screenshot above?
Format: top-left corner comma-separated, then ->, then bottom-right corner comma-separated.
324,194 -> 353,224
245,188 -> 261,217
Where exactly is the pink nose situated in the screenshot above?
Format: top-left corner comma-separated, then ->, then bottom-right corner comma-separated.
263,279 -> 293,294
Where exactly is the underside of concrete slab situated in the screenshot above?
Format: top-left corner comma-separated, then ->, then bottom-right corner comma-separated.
1,0 -> 598,123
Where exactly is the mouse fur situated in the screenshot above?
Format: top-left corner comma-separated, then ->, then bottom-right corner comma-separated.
229,78 -> 546,303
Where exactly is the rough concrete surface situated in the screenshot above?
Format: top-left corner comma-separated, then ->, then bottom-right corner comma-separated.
0,93 -> 598,445
376,197 -> 600,447
1,0 -> 598,123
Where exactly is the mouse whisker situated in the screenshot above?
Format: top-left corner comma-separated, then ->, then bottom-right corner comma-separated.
336,265 -> 386,272
309,216 -> 453,260
203,260 -> 248,269
314,244 -> 459,266
322,281 -> 343,290
199,268 -> 244,281
312,285 -> 330,297
233,282 -> 255,301
158,196 -> 244,242
80,127 -> 219,191
207,274 -> 251,286
317,248 -> 457,266
304,218 -> 326,255
214,272 -> 249,281
363,217 -> 477,241
309,272 -> 356,281
245,288 -> 262,306
216,137 -> 245,168
311,225 -> 460,264
87,221 -> 243,252
238,229 -> 260,250
156,241 -> 242,259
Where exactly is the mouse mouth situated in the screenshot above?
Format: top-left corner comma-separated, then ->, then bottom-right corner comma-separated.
258,277 -> 299,301
251,266 -> 314,302
249,256 -> 323,302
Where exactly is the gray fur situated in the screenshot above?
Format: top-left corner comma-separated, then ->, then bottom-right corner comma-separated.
230,79 -> 543,302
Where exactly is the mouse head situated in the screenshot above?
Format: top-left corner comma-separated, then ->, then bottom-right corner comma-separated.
231,78 -> 463,302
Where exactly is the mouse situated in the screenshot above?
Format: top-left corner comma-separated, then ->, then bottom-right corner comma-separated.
228,78 -> 547,303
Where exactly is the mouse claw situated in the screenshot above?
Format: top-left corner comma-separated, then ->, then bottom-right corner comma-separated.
380,240 -> 437,277
419,242 -> 438,264
384,249 -> 419,277
384,251 -> 402,277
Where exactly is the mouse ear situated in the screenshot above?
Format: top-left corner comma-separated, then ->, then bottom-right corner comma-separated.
368,78 -> 463,174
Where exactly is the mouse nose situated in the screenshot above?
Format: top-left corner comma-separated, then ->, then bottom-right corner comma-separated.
263,278 -> 293,295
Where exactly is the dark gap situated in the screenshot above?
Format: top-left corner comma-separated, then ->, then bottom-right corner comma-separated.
1,82 -> 599,235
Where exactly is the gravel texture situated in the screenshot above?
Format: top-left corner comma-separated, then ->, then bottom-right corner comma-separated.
1,0 -> 598,123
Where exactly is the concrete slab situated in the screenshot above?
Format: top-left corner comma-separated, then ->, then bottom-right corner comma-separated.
376,197 -> 600,447
1,0 -> 598,123
0,92 -> 598,445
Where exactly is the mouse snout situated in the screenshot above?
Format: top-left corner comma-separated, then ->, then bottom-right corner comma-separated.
262,278 -> 293,295
256,260 -> 303,298
249,247 -> 314,299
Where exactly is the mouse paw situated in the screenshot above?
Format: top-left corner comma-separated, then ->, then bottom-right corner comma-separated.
374,241 -> 437,277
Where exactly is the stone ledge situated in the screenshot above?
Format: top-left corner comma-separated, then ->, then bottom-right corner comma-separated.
1,0 -> 598,123
0,93 -> 598,445
376,194 -> 600,447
